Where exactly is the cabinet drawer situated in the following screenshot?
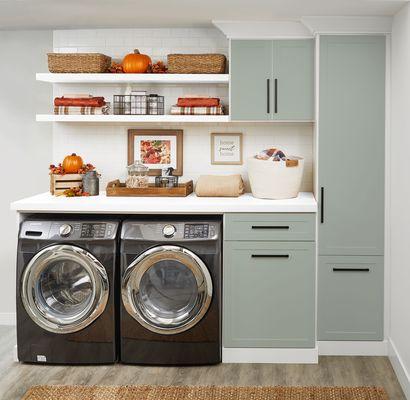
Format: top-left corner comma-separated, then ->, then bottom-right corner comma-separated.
224,213 -> 315,241
318,256 -> 384,341
223,241 -> 315,348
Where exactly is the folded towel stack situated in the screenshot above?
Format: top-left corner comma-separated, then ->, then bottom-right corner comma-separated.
54,95 -> 110,115
171,96 -> 224,115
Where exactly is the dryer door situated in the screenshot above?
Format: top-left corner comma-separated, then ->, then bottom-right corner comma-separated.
21,244 -> 109,334
122,245 -> 213,335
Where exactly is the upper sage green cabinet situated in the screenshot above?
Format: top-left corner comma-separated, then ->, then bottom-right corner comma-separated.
318,36 -> 385,256
230,39 -> 314,121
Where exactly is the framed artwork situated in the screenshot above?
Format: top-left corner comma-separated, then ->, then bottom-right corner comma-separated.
128,129 -> 183,176
211,132 -> 243,165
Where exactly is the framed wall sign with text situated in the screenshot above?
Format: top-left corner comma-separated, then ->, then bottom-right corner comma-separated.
211,133 -> 243,165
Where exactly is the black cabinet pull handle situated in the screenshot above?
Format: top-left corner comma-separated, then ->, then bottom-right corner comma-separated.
332,268 -> 370,272
252,254 -> 289,258
252,225 -> 289,230
320,187 -> 324,224
267,78 -> 270,114
274,78 -> 278,113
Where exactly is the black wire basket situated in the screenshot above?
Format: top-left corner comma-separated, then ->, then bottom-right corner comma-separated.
113,94 -> 164,115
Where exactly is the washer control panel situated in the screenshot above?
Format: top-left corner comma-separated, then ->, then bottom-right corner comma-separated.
20,220 -> 119,240
184,224 -> 210,239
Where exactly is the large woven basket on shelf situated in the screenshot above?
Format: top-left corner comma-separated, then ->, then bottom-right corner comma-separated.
167,53 -> 226,74
47,53 -> 112,73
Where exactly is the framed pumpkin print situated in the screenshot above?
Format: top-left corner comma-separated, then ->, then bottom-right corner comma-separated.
128,129 -> 183,176
211,132 -> 243,165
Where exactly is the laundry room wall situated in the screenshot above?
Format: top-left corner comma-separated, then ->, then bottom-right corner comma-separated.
51,28 -> 314,192
0,30 -> 53,323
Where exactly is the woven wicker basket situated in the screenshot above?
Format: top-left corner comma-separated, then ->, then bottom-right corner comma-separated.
47,53 -> 112,73
167,53 -> 226,74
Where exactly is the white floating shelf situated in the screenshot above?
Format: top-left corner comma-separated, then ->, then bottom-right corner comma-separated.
36,73 -> 229,85
36,114 -> 231,123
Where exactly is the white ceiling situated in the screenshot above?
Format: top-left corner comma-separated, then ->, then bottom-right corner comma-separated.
0,0 -> 406,30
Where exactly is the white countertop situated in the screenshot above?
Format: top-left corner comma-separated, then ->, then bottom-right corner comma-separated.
10,192 -> 317,214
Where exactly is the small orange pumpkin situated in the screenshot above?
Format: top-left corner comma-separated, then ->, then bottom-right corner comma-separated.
122,49 -> 151,73
63,153 -> 83,173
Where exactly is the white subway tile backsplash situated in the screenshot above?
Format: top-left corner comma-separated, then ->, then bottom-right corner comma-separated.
51,27 -> 313,192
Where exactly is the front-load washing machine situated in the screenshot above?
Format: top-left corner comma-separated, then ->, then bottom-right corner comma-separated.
16,218 -> 119,364
120,217 -> 222,365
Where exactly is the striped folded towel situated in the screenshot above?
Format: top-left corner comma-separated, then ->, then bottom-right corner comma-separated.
177,97 -> 220,107
54,104 -> 110,115
170,105 -> 224,115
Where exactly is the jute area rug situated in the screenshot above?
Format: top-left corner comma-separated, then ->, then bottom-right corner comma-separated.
22,385 -> 388,400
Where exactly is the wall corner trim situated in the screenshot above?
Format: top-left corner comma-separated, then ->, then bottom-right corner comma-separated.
389,338 -> 410,400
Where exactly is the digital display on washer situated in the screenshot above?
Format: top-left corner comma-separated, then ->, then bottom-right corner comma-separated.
184,224 -> 209,239
81,223 -> 107,238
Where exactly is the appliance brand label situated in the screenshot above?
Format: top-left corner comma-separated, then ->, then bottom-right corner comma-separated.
36,355 -> 47,362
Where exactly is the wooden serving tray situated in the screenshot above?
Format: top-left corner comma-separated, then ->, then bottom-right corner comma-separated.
106,179 -> 193,197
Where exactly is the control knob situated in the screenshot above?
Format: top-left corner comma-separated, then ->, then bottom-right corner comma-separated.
163,224 -> 176,238
59,224 -> 73,237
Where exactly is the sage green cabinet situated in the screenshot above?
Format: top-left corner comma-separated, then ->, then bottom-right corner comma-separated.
318,256 -> 384,341
318,35 -> 385,256
224,213 -> 315,241
230,40 -> 272,121
230,39 -> 314,121
223,241 -> 315,348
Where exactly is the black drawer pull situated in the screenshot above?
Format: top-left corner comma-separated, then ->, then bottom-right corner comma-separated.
251,225 -> 289,230
252,254 -> 289,258
320,187 -> 324,224
25,231 -> 42,237
333,268 -> 370,272
267,78 -> 270,113
274,78 -> 278,113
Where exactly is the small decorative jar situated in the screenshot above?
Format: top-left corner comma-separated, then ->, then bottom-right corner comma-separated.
82,170 -> 100,196
126,160 -> 149,188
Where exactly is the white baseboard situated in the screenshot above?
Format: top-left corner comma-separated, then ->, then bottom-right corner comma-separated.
389,338 -> 410,400
0,313 -> 16,326
318,340 -> 388,356
222,347 -> 318,364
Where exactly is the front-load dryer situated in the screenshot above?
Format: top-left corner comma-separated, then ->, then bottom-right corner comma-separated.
120,217 -> 222,365
16,218 -> 119,364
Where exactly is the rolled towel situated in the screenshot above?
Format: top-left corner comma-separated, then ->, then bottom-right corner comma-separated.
195,175 -> 244,197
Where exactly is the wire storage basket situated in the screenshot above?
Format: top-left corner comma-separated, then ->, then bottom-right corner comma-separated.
113,92 -> 164,115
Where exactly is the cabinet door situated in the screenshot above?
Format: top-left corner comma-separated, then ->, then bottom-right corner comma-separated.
230,40 -> 272,120
319,36 -> 385,256
318,256 -> 384,341
272,39 -> 314,120
223,241 -> 315,348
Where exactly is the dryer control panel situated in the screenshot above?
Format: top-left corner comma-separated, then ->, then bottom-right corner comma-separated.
20,220 -> 119,240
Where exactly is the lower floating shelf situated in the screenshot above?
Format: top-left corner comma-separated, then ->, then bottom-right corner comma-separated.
36,114 -> 231,123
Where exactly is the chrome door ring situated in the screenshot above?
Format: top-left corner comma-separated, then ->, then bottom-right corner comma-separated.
122,245 -> 212,335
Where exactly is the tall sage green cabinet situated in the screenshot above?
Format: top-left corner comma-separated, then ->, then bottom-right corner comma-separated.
318,35 -> 385,341
230,39 -> 314,121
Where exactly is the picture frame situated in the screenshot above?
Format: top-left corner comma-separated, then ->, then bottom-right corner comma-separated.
128,129 -> 183,176
211,132 -> 243,165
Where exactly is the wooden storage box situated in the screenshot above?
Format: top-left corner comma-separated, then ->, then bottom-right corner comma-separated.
50,174 -> 83,195
106,179 -> 193,197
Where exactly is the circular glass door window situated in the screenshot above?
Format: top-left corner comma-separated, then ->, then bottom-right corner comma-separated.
21,244 -> 109,334
122,245 -> 212,335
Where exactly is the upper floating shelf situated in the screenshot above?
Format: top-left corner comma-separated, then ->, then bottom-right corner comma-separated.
36,73 -> 229,85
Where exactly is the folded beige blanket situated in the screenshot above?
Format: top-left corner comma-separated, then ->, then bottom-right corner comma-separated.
195,175 -> 245,197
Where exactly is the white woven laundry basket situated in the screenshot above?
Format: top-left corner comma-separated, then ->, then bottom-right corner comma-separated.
248,156 -> 304,200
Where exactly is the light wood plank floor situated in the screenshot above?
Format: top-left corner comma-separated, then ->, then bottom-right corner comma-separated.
0,326 -> 405,400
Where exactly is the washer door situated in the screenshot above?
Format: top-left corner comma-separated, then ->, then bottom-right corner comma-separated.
21,244 -> 109,334
122,245 -> 212,335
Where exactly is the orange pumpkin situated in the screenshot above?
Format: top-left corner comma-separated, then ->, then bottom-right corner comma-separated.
122,49 -> 151,73
63,153 -> 83,173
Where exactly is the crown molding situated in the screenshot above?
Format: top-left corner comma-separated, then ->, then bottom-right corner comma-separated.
212,20 -> 313,39
301,16 -> 392,34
